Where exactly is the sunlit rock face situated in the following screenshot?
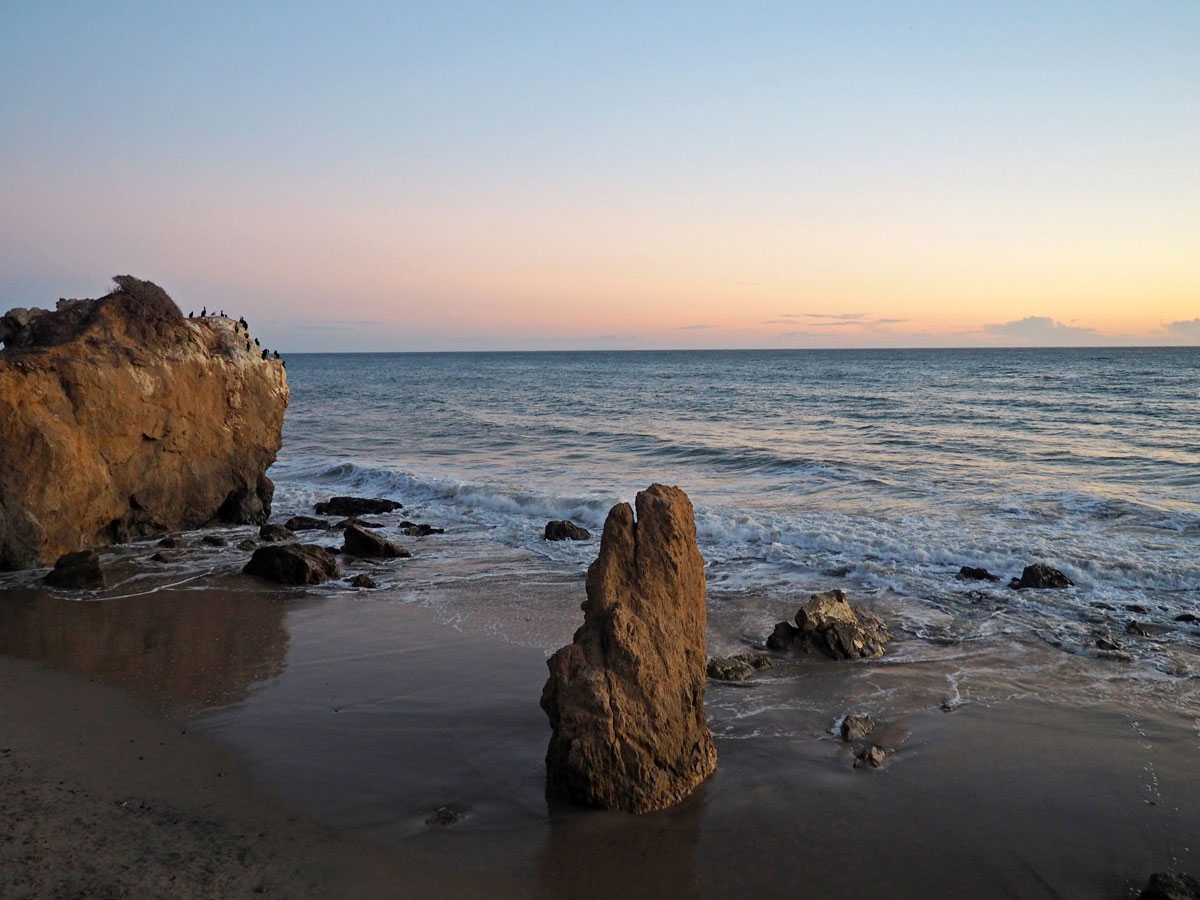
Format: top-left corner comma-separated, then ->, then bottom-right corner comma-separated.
541,483 -> 717,813
0,278 -> 288,569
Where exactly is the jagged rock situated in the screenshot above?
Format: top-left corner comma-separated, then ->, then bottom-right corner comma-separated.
345,573 -> 378,589
544,520 -> 590,541
243,543 -> 339,585
854,745 -> 888,769
840,714 -> 876,742
957,565 -> 1000,582
1139,873 -> 1200,900
1009,564 -> 1073,590
259,523 -> 295,542
401,522 -> 445,536
157,536 -> 186,548
43,549 -> 106,589
201,534 -> 228,547
767,590 -> 891,660
332,517 -> 385,530
284,516 -> 329,532
314,496 -> 402,517
0,278 -> 287,569
341,523 -> 410,559
706,654 -> 772,681
541,484 -> 717,813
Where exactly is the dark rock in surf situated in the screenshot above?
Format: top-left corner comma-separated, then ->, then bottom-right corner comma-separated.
43,549 -> 106,589
1125,604 -> 1150,614
243,543 -> 339,585
332,517 -> 386,530
259,523 -> 295,542
707,654 -> 772,681
284,515 -> 329,532
341,523 -> 410,559
1095,633 -> 1125,652
345,573 -> 377,589
840,714 -> 876,742
957,565 -> 1000,582
766,620 -> 800,650
201,534 -> 227,547
854,745 -> 888,769
1176,613 -> 1198,624
149,551 -> 179,563
1125,620 -> 1152,638
1009,564 -> 1073,590
315,496 -> 402,517
767,590 -> 891,660
1138,872 -> 1200,900
425,807 -> 462,827
402,522 -> 445,537
544,520 -> 590,541
157,536 -> 186,548
237,539 -> 258,551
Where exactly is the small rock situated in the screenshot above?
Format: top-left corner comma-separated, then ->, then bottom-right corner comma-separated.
822,565 -> 853,577
1138,872 -> 1200,900
149,551 -> 178,563
787,589 -> 891,660
840,714 -> 876,742
544,520 -> 590,541
345,574 -> 378,589
1098,650 -> 1132,663
1125,620 -> 1152,638
284,516 -> 329,532
425,807 -> 461,826
854,745 -> 888,769
201,534 -> 228,547
1008,563 -> 1073,590
44,550 -> 106,589
243,543 -> 340,585
259,523 -> 295,542
237,539 -> 258,551
706,654 -> 771,681
315,496 -> 402,517
1091,602 -> 1116,611
1175,613 -> 1198,624
1125,604 -> 1150,614
1095,634 -> 1125,652
342,523 -> 411,559
957,566 -> 1000,582
402,522 -> 445,537
157,536 -> 186,548
332,517 -> 386,530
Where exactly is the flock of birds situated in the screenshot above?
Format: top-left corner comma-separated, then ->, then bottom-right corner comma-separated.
187,307 -> 282,365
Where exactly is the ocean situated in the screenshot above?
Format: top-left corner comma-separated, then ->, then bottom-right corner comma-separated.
271,347 -> 1200,686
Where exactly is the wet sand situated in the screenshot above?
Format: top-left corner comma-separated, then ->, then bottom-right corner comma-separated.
2,572 -> 1198,898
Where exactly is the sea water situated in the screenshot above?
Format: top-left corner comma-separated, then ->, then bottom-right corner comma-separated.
270,348 -> 1199,682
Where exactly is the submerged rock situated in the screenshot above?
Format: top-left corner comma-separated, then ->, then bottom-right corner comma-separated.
541,484 -> 717,813
1138,873 -> 1200,900
706,654 -> 772,681
0,277 -> 287,569
957,565 -> 1000,582
1009,564 -> 1073,590
258,523 -> 295,542
284,515 -> 329,532
201,534 -> 228,547
341,523 -> 411,559
1095,633 -> 1125,652
767,590 -> 891,660
157,536 -> 186,548
1125,620 -> 1152,638
840,714 -> 876,742
243,543 -> 339,585
544,520 -> 591,541
43,549 -> 106,589
331,517 -> 386,530
345,573 -> 378,589
236,539 -> 258,552
401,522 -> 445,536
315,496 -> 402,517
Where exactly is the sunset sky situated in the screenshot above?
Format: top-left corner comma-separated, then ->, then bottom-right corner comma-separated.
2,1 -> 1197,351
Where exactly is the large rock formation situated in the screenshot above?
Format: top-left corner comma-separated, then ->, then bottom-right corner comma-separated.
0,277 -> 288,569
540,483 -> 717,813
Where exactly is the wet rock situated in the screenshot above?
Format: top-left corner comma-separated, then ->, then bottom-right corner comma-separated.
1138,872 -> 1200,900
237,539 -> 258,551
1175,613 -> 1198,624
1098,650 -> 1132,663
821,565 -> 854,578
331,517 -> 385,530
284,515 -> 329,532
1125,604 -> 1150,614
201,534 -> 227,547
957,565 -> 1000,582
1091,601 -> 1116,611
43,549 -> 106,589
1008,564 -> 1073,590
341,523 -> 411,559
314,496 -> 402,517
258,523 -> 295,542
1125,620 -> 1152,638
1095,633 -> 1125,652
402,522 -> 445,537
840,714 -> 876,742
544,520 -> 590,541
242,543 -> 339,585
425,807 -> 462,827
854,745 -> 888,769
706,654 -> 772,681
541,484 -> 716,813
769,589 -> 891,660
157,536 -> 186,548
149,551 -> 179,563
345,573 -> 378,589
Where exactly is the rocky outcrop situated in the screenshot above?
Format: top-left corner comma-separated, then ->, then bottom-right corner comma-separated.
544,520 -> 590,541
1009,563 -> 1073,590
341,523 -> 411,559
765,589 -> 891,659
957,565 -> 1000,582
0,278 -> 288,569
540,484 -> 717,813
242,543 -> 339,585
314,496 -> 402,517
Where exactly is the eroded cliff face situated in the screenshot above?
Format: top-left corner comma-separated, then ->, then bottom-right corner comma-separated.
0,278 -> 288,569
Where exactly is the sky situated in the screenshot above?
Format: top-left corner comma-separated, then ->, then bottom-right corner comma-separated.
1,1 -> 1198,351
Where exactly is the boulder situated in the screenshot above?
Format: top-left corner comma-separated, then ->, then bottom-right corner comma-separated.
854,745 -> 888,769
1009,564 -> 1073,590
544,520 -> 591,541
341,523 -> 411,559
1139,873 -> 1200,900
345,573 -> 378,589
767,590 -> 891,660
315,496 -> 402,517
540,484 -> 717,813
243,543 -> 339,585
957,565 -> 1000,582
259,523 -> 295,542
840,714 -> 876,742
707,654 -> 773,681
284,515 -> 329,532
43,549 -> 106,589
0,277 -> 288,570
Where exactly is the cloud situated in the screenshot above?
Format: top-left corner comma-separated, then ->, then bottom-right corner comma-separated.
806,312 -> 866,320
676,324 -> 711,330
1164,317 -> 1200,339
875,317 -> 908,324
982,316 -> 1098,344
